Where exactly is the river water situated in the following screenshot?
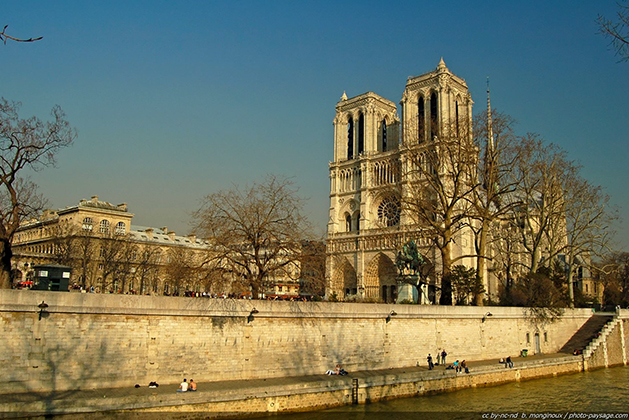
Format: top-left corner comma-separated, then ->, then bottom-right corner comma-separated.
274,366 -> 629,420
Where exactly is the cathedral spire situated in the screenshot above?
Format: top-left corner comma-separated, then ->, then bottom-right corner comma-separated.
486,77 -> 494,153
484,77 -> 498,196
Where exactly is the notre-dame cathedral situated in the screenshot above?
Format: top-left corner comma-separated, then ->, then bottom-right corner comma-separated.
325,59 -> 488,304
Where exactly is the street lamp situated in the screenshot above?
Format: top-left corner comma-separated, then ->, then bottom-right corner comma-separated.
386,310 -> 397,323
38,301 -> 48,321
481,312 -> 493,323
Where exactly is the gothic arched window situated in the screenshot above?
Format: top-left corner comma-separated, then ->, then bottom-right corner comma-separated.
382,120 -> 388,152
347,117 -> 354,160
378,196 -> 400,227
418,96 -> 425,143
455,100 -> 460,137
357,113 -> 365,155
430,92 -> 438,139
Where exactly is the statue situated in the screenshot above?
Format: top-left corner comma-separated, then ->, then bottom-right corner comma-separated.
395,240 -> 424,277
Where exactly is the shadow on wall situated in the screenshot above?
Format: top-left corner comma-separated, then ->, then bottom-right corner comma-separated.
3,300 -> 110,412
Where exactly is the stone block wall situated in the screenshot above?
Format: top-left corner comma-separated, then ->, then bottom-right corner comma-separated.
0,290 -> 594,394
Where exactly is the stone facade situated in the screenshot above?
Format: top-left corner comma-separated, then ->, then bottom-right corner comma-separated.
0,289 -> 597,394
11,196 -> 302,298
326,59 -> 479,303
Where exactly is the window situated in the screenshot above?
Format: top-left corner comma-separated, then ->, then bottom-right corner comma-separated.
347,117 -> 354,159
100,220 -> 110,234
357,113 -> 364,154
526,333 -> 530,344
418,96 -> 425,143
115,222 -> 126,235
455,100 -> 460,137
382,120 -> 387,152
83,217 -> 93,231
430,92 -> 438,138
378,196 -> 400,227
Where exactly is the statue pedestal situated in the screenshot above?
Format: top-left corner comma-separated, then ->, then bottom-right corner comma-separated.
396,283 -> 418,303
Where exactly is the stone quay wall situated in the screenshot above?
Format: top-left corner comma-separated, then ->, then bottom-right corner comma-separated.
0,290 -> 598,394
583,313 -> 629,370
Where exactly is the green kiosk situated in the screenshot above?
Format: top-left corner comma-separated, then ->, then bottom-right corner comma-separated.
32,264 -> 72,292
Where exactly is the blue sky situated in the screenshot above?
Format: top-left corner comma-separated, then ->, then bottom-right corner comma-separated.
3,1 -> 629,249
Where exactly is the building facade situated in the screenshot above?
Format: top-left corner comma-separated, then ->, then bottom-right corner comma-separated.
326,59 -> 479,303
12,196 -> 305,298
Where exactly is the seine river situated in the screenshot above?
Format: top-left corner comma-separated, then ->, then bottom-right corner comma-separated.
274,366 -> 629,420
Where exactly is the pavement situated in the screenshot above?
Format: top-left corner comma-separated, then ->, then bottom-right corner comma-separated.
0,353 -> 579,419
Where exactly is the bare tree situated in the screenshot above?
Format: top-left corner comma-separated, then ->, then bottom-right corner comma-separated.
192,175 -> 311,299
298,240 -> 326,298
98,233 -> 130,292
561,170 -> 616,306
0,99 -> 76,288
112,238 -> 137,293
598,3 -> 629,61
134,244 -> 161,294
163,247 -> 198,294
598,252 -> 629,307
400,119 -> 479,304
469,108 -> 521,302
73,229 -> 97,289
0,25 -> 42,44
508,134 -> 569,275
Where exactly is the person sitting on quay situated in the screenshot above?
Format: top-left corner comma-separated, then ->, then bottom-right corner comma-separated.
177,378 -> 188,392
326,364 -> 348,375
189,379 -> 197,391
505,356 -> 513,368
461,360 -> 469,374
453,360 -> 460,373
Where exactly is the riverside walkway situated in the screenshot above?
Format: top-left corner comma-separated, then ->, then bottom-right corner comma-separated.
0,353 -> 581,419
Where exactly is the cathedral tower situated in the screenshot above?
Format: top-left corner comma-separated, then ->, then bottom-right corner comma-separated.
326,60 -> 475,304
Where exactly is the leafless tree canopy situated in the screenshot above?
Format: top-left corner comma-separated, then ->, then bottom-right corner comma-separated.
0,25 -> 42,44
598,3 -> 629,61
0,98 -> 76,288
192,175 -> 311,299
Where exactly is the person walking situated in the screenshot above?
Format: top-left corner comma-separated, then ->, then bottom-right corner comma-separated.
427,354 -> 434,370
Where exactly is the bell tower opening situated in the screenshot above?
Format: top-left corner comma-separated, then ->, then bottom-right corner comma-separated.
358,113 -> 365,155
347,117 -> 354,160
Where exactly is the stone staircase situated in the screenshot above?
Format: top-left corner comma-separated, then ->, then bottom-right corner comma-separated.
558,314 -> 615,354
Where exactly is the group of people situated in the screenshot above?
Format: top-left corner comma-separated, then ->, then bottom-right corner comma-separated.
426,350 -> 470,374
426,349 -> 449,370
326,364 -> 348,375
177,378 -> 198,392
499,356 -> 514,368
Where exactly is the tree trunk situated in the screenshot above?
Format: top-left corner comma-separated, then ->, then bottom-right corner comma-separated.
0,239 -> 13,289
475,221 -> 489,305
439,233 -> 453,305
567,254 -> 575,308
